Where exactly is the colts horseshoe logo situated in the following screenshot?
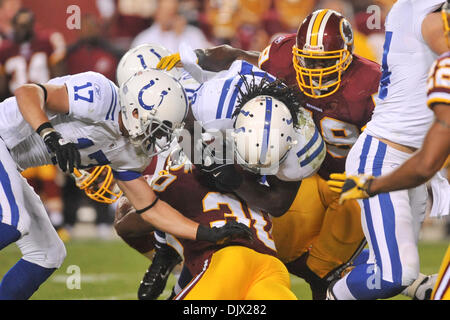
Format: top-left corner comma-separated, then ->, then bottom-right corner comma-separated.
138,80 -> 169,111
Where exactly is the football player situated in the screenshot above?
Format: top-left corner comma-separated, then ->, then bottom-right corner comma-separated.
118,150 -> 297,300
113,42 -> 326,299
113,43 -> 200,300
328,0 -> 450,301
0,8 -> 67,234
116,88 -> 308,299
322,0 -> 448,300
0,68 -> 251,300
0,8 -> 66,100
157,9 -> 381,299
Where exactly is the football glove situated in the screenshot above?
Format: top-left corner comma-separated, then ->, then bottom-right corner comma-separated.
196,135 -> 242,193
198,162 -> 243,193
196,220 -> 254,244
156,53 -> 181,71
327,173 -> 347,194
41,128 -> 81,173
327,173 -> 375,204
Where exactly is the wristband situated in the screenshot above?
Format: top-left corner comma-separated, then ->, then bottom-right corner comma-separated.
36,122 -> 54,137
135,196 -> 160,215
195,224 -> 212,241
365,178 -> 375,197
35,83 -> 48,103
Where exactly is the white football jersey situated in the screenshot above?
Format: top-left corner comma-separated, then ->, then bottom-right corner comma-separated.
0,72 -> 150,179
190,60 -> 276,131
365,0 -> 444,148
189,60 -> 325,181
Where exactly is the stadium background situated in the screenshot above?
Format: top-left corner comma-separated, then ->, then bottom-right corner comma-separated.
0,0 -> 448,300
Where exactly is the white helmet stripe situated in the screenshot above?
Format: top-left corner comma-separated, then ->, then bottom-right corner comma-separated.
318,10 -> 334,48
306,10 -> 320,47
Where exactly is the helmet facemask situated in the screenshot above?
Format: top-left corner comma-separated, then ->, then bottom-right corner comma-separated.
137,115 -> 184,157
73,166 -> 122,204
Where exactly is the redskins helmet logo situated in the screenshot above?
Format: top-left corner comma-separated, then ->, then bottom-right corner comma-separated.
340,19 -> 354,47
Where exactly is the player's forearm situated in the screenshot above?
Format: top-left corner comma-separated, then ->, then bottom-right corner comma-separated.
140,200 -> 199,240
15,84 -> 49,130
369,155 -> 430,194
195,45 -> 260,72
118,178 -> 200,240
370,121 -> 450,194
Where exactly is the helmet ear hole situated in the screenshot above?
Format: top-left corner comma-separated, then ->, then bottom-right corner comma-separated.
132,108 -> 139,119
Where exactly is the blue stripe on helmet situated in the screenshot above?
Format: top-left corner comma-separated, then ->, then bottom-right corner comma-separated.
296,128 -> 319,158
300,138 -> 325,167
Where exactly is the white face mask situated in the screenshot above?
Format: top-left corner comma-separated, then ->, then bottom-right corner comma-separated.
134,116 -> 184,158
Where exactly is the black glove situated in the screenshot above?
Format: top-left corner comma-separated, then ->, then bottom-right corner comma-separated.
198,162 -> 243,193
196,220 -> 254,244
197,134 -> 242,193
38,123 -> 81,173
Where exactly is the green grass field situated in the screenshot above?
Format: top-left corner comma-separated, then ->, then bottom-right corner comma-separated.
0,239 -> 447,300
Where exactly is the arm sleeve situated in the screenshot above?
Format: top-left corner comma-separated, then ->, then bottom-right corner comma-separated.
65,72 -> 117,122
112,170 -> 142,181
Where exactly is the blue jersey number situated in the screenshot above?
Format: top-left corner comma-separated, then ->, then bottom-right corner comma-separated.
76,138 -> 111,169
378,31 -> 393,100
74,82 -> 94,103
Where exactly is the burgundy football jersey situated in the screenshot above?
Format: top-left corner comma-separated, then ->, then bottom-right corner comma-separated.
427,51 -> 450,109
259,34 -> 381,179
151,163 -> 277,277
0,29 -> 65,96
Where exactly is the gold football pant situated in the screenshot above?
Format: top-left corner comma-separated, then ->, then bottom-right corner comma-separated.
272,173 -> 365,278
175,246 -> 297,300
432,244 -> 450,300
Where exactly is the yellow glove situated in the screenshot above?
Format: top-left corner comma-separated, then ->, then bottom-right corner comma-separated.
156,53 -> 181,71
327,173 -> 375,204
327,173 -> 347,193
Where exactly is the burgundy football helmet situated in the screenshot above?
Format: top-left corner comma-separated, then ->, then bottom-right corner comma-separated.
292,9 -> 354,98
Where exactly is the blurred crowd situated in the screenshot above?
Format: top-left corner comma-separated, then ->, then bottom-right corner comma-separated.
0,0 -> 447,240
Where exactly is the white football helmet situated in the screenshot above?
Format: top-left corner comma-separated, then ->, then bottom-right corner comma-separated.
116,43 -> 183,86
119,68 -> 189,157
232,95 -> 297,174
